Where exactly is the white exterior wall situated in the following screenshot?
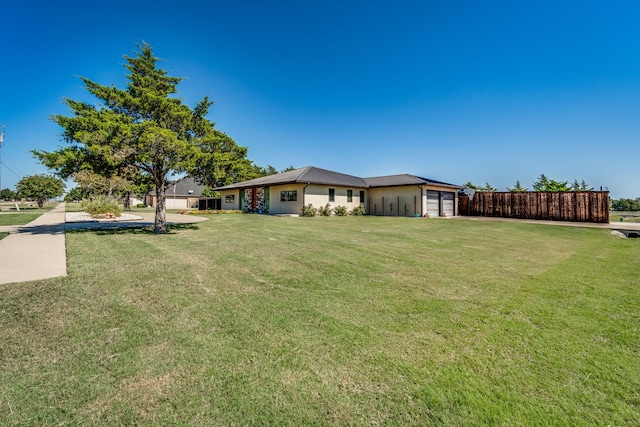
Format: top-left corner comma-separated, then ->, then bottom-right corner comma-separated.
220,189 -> 240,210
367,186 -> 423,216
269,184 -> 305,215
304,184 -> 366,212
367,185 -> 459,217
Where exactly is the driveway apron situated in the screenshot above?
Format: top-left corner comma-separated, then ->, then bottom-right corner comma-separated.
0,203 -> 67,285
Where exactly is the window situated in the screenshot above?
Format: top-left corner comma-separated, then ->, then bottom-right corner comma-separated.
280,190 -> 297,202
347,190 -> 353,203
225,195 -> 235,203
359,190 -> 365,205
329,188 -> 335,202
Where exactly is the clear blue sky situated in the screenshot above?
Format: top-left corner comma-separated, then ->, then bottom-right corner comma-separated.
1,0 -> 639,198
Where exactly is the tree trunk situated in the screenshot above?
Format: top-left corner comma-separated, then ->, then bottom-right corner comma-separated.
154,181 -> 167,234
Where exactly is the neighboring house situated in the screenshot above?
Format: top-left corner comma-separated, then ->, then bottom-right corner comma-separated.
213,166 -> 462,217
148,177 -> 206,209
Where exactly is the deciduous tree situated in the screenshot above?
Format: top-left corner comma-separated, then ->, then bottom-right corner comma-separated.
611,198 -> 640,211
1,188 -> 17,201
16,174 -> 65,207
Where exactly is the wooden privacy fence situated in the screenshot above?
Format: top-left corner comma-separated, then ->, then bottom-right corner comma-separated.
459,191 -> 610,223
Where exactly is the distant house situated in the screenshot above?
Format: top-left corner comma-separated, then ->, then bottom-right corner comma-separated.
213,166 -> 462,217
148,177 -> 206,209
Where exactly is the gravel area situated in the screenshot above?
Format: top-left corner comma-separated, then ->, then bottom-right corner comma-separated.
65,212 -> 143,223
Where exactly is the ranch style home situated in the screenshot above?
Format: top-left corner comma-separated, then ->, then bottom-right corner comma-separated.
213,166 -> 462,217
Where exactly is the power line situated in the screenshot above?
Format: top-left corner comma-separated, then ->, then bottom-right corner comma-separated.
4,133 -> 34,174
0,160 -> 22,180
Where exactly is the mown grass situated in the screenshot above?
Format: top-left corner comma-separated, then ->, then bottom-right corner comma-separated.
0,202 -> 58,225
0,213 -> 42,226
0,216 -> 638,425
610,211 -> 640,223
0,202 -> 55,212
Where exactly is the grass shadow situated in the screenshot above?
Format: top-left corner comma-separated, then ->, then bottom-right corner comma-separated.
66,223 -> 200,236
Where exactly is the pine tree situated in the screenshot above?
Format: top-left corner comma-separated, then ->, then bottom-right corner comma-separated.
36,43 -> 221,233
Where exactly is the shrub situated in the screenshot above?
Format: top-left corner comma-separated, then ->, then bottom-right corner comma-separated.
81,196 -> 122,217
318,203 -> 332,217
182,209 -> 243,215
333,205 -> 348,216
350,205 -> 366,216
302,204 -> 317,217
136,203 -> 146,208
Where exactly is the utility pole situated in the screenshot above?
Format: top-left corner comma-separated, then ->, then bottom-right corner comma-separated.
0,125 -> 5,198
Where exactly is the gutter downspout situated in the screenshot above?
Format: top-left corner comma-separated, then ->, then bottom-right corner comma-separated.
303,183 -> 310,209
418,185 -> 424,217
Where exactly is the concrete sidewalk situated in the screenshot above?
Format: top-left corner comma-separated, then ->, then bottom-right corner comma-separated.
0,203 -> 67,285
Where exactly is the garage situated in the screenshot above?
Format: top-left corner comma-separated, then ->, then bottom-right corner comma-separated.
426,190 -> 456,217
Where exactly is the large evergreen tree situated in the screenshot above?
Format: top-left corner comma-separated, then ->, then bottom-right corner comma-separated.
35,43 -> 227,233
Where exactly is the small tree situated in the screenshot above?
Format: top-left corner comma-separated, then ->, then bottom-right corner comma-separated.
464,181 -> 496,192
16,174 -> 65,207
611,198 -> 640,211
532,174 -> 570,192
571,179 -> 593,191
64,187 -> 86,202
1,188 -> 17,201
506,180 -> 528,192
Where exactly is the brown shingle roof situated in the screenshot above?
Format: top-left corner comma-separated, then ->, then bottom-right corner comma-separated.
214,166 -> 368,190
213,167 -> 462,190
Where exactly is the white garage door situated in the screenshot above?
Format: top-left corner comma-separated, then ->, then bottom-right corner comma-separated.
442,192 -> 455,217
165,198 -> 188,209
426,191 -> 440,217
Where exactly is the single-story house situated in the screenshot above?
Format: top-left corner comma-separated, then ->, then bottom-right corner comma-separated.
148,176 -> 206,209
213,166 -> 462,217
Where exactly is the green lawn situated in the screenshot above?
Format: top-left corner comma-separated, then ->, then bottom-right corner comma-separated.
610,211 -> 640,223
0,213 -> 42,226
1,216 -> 638,425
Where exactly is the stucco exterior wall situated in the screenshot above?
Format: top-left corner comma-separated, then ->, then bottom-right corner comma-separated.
220,182 -> 458,216
269,184 -> 305,215
367,186 -> 423,216
304,184 -> 366,212
220,189 -> 240,210
366,185 -> 459,217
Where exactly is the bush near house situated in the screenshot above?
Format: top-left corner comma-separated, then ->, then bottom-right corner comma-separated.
302,204 -> 317,217
333,205 -> 348,216
318,203 -> 332,216
350,205 -> 366,216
